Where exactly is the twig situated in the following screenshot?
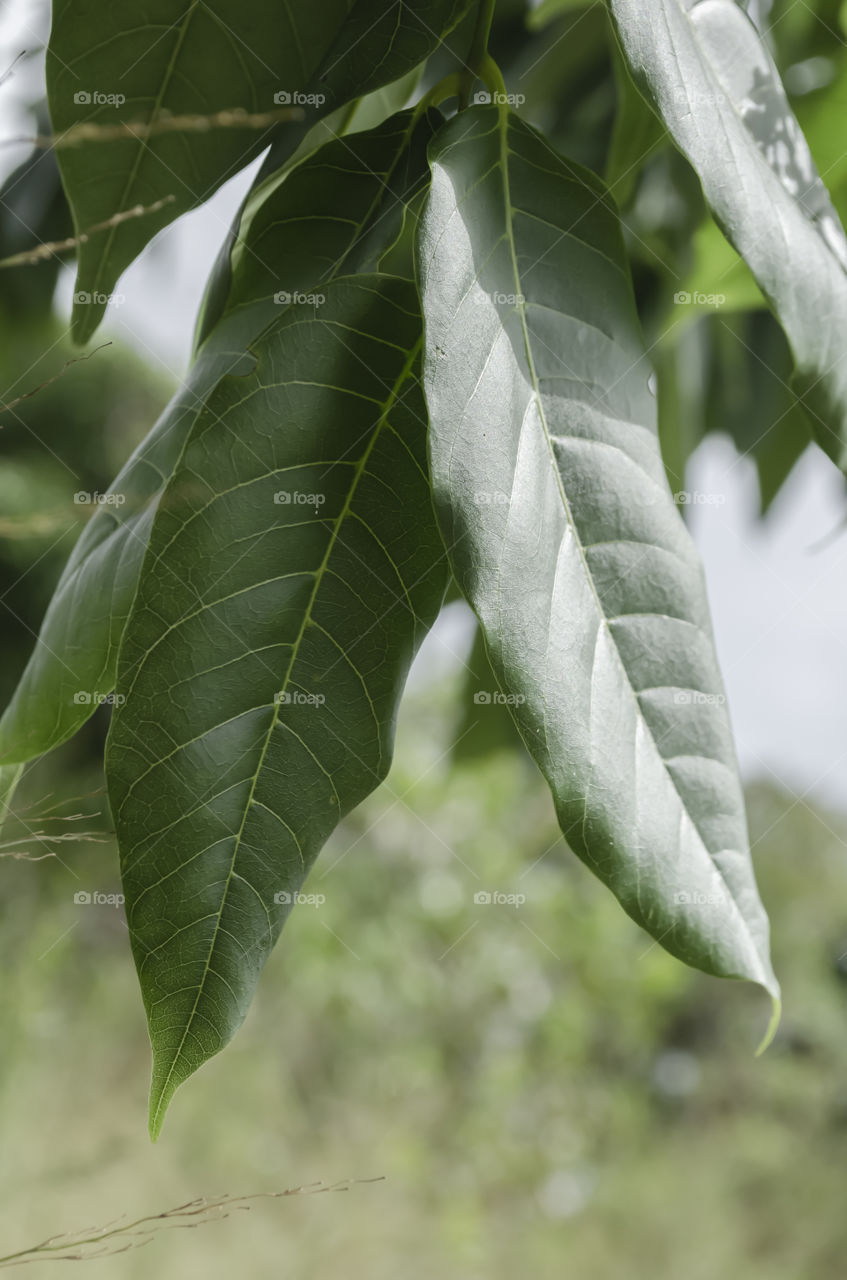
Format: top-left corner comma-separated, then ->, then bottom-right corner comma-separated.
0,512 -> 76,539
0,831 -> 109,860
0,344 -> 111,418
12,789 -> 105,819
0,104 -> 304,153
0,1179 -> 384,1267
0,195 -> 176,268
0,802 -> 109,860
0,52 -> 25,92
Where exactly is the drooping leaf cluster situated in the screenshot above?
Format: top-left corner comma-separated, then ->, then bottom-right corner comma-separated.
5,0 -> 847,1133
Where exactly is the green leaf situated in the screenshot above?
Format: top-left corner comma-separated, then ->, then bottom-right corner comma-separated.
418,105 -> 779,1009
795,54 -> 847,227
48,0 -> 469,343
0,112 -> 71,322
703,311 -> 810,514
608,0 -> 847,466
0,764 -> 23,831
655,336 -> 695,495
677,218 -> 766,318
657,306 -> 809,516
452,621 -> 526,763
208,99 -> 433,333
106,112 -> 448,1137
0,339 -> 246,768
605,37 -> 665,209
528,0 -> 595,30
192,65 -> 426,355
0,112 -> 436,768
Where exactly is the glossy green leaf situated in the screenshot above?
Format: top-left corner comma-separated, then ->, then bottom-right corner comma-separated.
106,111 -> 447,1137
657,307 -> 810,515
605,38 -> 664,208
655,336 -> 694,495
452,621 -> 526,763
0,112 -> 71,322
48,0 -> 468,343
608,0 -> 847,466
678,218 -> 765,317
0,340 -> 246,768
418,106 -> 779,1009
0,763 -> 23,831
0,112 -> 435,768
192,65 -> 426,355
795,54 -> 847,226
528,0 -> 595,29
704,311 -> 810,514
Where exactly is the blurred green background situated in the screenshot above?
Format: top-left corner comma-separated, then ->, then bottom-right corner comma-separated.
4,684 -> 847,1277
3,0 -> 847,1275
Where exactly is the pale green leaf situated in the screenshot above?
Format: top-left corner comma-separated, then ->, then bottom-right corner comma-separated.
608,0 -> 847,464
418,105 -> 779,1008
0,763 -> 23,832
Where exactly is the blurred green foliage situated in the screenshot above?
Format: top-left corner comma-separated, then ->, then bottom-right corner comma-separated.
0,126 -> 171,717
3,673 -> 847,1277
0,331 -> 169,711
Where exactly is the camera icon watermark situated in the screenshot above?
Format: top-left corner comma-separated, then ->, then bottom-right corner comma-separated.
274,690 -> 326,707
74,490 -> 126,506
73,90 -> 126,107
473,690 -> 526,706
72,690 -> 126,707
273,490 -> 326,510
273,889 -> 326,906
73,290 -> 125,308
273,90 -> 326,107
673,88 -> 724,110
74,889 -> 125,907
671,691 -> 726,706
473,889 -> 526,907
673,490 -> 726,507
273,290 -> 326,307
672,290 -> 726,307
473,90 -> 526,107
673,889 -> 721,906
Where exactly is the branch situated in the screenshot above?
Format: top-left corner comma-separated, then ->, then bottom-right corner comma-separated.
0,344 -> 111,418
0,52 -> 25,92
0,1179 -> 384,1267
0,104 -> 305,153
0,791 -> 108,861
0,196 -> 176,269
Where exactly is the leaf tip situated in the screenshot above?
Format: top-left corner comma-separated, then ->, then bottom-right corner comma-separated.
147,1053 -> 184,1142
755,991 -> 782,1057
147,1080 -> 173,1142
70,293 -> 106,347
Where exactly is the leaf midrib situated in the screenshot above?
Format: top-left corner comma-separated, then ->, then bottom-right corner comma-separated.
493,107 -> 761,965
148,330 -> 423,1131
